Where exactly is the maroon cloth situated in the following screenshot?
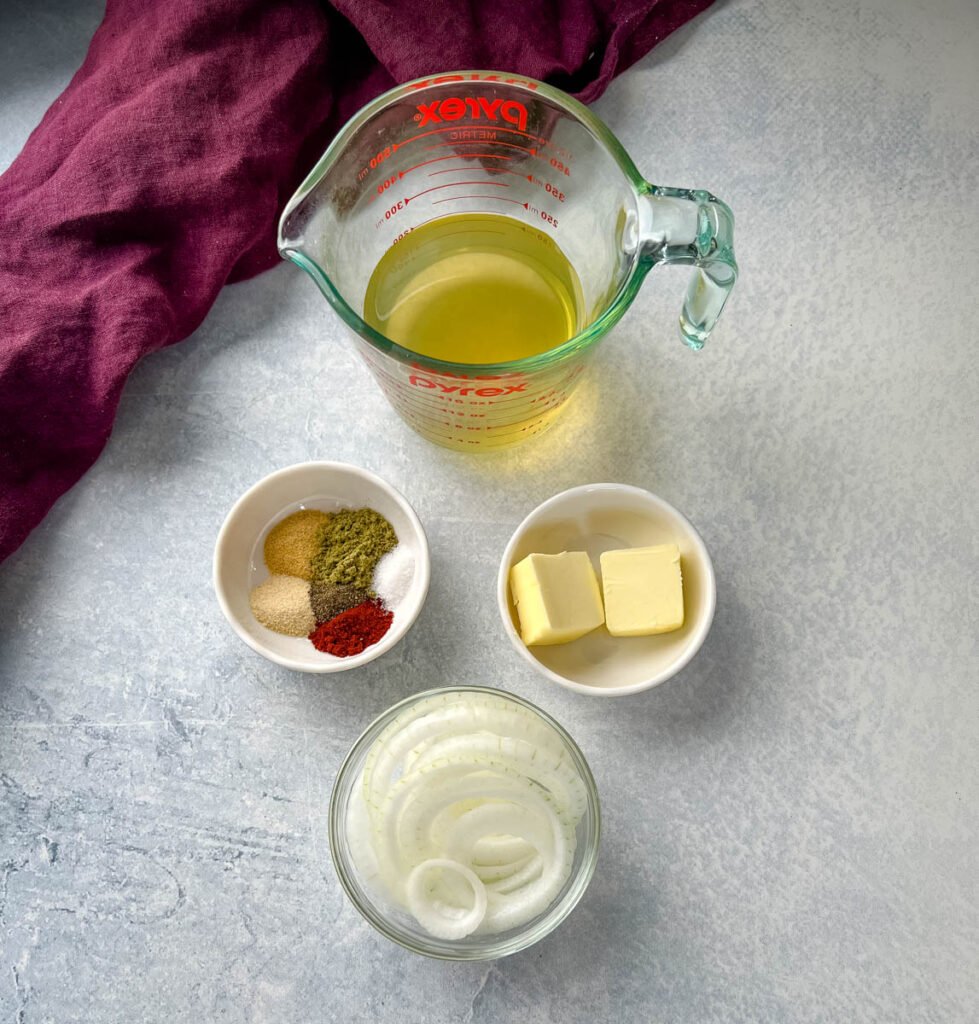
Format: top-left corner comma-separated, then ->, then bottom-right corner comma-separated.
0,0 -> 712,563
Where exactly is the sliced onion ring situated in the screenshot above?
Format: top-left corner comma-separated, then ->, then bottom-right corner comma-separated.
405,859 -> 487,940
353,693 -> 588,940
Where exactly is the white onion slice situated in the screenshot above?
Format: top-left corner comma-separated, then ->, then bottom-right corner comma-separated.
472,834 -> 536,866
472,852 -> 536,883
351,693 -> 588,940
407,733 -> 587,820
405,859 -> 487,940
362,694 -> 567,815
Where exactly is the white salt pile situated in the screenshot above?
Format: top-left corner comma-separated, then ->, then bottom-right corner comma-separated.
373,545 -> 414,608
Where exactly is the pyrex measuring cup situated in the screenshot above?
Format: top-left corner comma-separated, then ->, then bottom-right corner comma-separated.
278,72 -> 737,451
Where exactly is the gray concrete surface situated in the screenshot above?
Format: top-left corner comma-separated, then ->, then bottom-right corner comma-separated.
1,0 -> 977,1021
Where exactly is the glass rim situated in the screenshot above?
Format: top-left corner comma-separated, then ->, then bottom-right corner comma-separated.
278,71 -> 652,376
328,685 -> 602,961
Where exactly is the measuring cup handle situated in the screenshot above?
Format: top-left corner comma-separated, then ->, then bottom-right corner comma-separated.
638,184 -> 738,350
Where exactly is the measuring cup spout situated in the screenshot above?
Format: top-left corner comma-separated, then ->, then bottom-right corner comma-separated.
278,242 -> 330,301
636,185 -> 737,350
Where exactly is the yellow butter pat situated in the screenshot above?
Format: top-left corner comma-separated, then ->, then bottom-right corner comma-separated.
600,544 -> 684,637
509,551 -> 605,646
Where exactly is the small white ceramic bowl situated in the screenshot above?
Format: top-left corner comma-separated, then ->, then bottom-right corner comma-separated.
214,462 -> 430,673
497,484 -> 715,696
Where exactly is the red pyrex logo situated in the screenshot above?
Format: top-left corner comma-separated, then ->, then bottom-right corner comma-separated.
409,375 -> 528,396
415,96 -> 528,133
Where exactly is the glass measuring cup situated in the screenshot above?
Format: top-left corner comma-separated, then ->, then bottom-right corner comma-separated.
278,72 -> 737,451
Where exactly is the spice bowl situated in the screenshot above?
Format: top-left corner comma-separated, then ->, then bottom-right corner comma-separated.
497,484 -> 715,697
214,462 -> 430,673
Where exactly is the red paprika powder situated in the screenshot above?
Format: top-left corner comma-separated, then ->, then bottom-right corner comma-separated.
309,598 -> 393,657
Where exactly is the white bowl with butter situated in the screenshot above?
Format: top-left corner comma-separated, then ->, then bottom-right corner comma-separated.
497,484 -> 716,697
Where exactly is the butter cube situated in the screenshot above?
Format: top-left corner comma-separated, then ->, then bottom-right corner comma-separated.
509,551 -> 605,646
600,544 -> 684,637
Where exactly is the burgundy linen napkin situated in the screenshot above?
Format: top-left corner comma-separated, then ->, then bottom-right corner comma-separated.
0,0 -> 713,563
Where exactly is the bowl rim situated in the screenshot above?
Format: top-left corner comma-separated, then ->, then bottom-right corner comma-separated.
496,483 -> 716,697
212,461 -> 430,674
328,685 -> 602,960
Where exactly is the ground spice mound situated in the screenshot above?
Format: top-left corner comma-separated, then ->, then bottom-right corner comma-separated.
310,581 -> 367,624
308,598 -> 393,657
264,509 -> 332,581
250,574 -> 315,636
311,508 -> 397,591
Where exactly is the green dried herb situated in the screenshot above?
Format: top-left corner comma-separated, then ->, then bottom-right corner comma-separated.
311,508 -> 397,592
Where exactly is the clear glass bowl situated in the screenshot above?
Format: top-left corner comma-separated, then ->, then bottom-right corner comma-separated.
329,686 -> 601,960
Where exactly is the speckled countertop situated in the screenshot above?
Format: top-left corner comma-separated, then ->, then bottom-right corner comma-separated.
1,1 -> 977,1021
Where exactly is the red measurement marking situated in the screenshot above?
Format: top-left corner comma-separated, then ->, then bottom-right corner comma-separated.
399,154 -> 511,178
389,213 -> 450,235
369,210 -> 460,237
549,156 -> 572,177
399,125 -> 545,147
424,140 -> 536,156
406,180 -> 510,203
428,166 -> 527,178
431,195 -> 526,206
525,175 -> 567,202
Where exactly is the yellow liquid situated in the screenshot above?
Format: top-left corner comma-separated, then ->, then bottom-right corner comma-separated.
363,214 -> 583,363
